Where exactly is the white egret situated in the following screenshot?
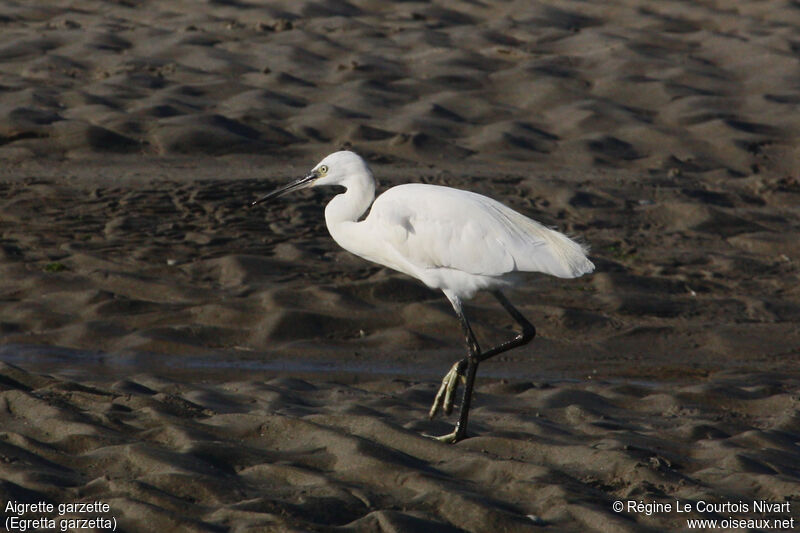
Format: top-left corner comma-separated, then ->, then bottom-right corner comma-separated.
252,151 -> 594,443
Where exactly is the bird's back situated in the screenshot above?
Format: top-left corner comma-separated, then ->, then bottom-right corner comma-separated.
365,183 -> 594,282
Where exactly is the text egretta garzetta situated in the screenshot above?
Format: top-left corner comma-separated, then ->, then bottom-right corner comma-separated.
252,151 -> 594,443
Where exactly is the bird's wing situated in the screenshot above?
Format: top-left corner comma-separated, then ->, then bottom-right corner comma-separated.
369,184 -> 593,278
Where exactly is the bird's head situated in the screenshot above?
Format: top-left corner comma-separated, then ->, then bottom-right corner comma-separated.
250,151 -> 371,206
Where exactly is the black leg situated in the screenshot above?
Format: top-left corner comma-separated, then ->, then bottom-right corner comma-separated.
428,290 -> 536,443
478,290 -> 536,362
450,306 -> 481,442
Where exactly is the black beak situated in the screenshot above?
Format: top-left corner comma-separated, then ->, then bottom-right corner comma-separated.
250,171 -> 318,207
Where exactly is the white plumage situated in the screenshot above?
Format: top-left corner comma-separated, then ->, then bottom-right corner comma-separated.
252,150 -> 595,443
364,183 -> 594,295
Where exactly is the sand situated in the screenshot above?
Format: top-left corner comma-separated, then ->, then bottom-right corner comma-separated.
1,362 -> 798,532
1,0 -> 799,531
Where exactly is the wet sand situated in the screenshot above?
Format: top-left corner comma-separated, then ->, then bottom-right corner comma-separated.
1,0 -> 800,531
0,362 -> 798,531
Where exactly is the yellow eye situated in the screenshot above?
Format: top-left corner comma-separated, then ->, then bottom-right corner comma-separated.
318,165 -> 328,175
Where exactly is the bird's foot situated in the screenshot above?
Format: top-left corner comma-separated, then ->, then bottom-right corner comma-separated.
423,429 -> 464,444
428,361 -> 466,419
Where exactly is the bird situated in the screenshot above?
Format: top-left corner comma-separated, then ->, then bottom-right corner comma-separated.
251,151 -> 594,443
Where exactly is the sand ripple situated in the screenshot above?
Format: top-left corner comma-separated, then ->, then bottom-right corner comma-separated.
0,362 -> 797,532
1,1 -> 799,177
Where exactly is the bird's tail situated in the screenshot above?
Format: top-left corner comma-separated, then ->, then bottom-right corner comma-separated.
500,205 -> 595,278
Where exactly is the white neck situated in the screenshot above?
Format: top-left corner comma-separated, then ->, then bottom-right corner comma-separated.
324,175 -> 376,227
324,172 -> 376,266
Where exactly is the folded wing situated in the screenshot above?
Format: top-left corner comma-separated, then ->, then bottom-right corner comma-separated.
369,184 -> 594,279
